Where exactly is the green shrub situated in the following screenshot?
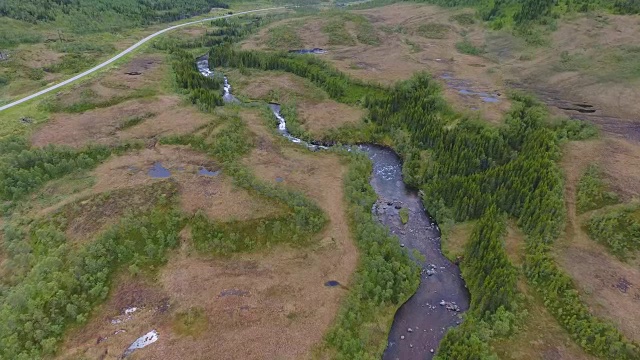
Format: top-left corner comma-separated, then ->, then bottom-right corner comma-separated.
267,24 -> 303,49
173,307 -> 208,336
417,23 -> 450,39
577,165 -> 618,213
456,39 -> 485,55
588,205 -> 640,259
450,13 -> 476,26
399,207 -> 409,224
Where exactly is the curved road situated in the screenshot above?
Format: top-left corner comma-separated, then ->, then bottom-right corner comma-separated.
0,7 -> 285,113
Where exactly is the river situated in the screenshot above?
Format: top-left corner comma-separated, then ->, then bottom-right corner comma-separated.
197,56 -> 470,359
361,145 -> 469,360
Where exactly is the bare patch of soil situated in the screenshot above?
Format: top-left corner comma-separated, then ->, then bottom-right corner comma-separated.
232,71 -> 318,102
16,43 -> 64,69
599,138 -> 640,200
505,220 -> 526,267
241,18 -> 328,51
442,220 -> 474,260
559,243 -> 640,343
32,96 -> 209,148
178,26 -> 209,38
179,175 -> 285,222
117,104 -> 210,144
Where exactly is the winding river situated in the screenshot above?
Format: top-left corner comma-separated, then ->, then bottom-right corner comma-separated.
197,56 -> 470,359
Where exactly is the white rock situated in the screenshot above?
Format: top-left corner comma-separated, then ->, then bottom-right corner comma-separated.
123,330 -> 159,358
124,307 -> 138,315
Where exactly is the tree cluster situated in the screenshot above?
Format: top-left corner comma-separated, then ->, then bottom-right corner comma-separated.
0,136 -> 111,202
0,0 -> 228,31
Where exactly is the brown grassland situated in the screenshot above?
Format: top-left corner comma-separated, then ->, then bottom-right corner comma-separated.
52,107 -> 359,360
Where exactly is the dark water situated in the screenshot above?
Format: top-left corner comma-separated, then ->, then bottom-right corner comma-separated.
148,162 -> 170,178
198,167 -> 220,176
288,48 -> 327,54
324,280 -> 341,287
219,289 -> 249,297
360,145 -> 469,360
442,73 -> 500,104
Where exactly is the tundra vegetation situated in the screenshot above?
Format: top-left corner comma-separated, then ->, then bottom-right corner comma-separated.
1,1 -> 640,359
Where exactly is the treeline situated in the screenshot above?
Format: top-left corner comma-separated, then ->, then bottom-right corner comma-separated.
153,15 -> 280,50
414,0 -> 640,28
209,45 -> 385,104
0,0 -> 228,31
325,152 -> 419,358
463,207 -> 518,317
0,182 -> 183,359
